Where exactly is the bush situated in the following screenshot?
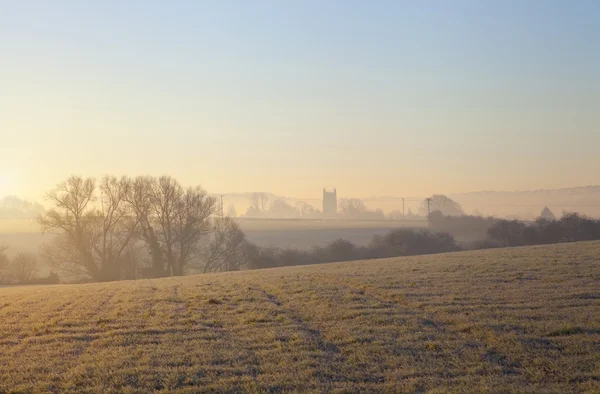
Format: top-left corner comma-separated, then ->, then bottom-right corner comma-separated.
486,213 -> 600,248
430,211 -> 498,239
19,272 -> 60,285
369,229 -> 460,258
246,229 -> 461,270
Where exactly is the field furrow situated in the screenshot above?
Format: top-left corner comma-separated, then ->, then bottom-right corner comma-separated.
0,241 -> 599,392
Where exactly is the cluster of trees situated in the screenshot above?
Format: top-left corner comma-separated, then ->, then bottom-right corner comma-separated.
0,246 -> 59,285
39,176 -> 252,282
421,195 -> 465,216
338,198 -> 385,219
244,193 -> 321,219
245,229 -> 460,269
243,194 -> 387,220
429,211 -> 498,239
245,210 -> 600,271
485,212 -> 600,247
387,195 -> 465,221
12,178 -> 600,285
0,196 -> 45,219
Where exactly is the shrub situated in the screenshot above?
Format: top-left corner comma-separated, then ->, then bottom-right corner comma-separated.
486,213 -> 600,248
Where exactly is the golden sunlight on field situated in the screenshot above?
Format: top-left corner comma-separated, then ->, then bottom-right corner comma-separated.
1,242 -> 599,392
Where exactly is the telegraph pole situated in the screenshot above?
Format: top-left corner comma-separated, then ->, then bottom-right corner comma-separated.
220,195 -> 224,217
402,198 -> 405,225
426,198 -> 432,229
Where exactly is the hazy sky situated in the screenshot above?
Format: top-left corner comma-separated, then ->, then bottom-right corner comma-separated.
1,0 -> 599,201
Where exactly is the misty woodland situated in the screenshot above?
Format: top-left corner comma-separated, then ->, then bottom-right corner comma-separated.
2,175 -> 600,286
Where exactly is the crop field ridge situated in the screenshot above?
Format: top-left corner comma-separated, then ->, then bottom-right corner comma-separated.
1,241 -> 599,392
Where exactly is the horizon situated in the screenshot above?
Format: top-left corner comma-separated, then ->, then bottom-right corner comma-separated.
3,181 -> 600,206
2,182 -> 600,222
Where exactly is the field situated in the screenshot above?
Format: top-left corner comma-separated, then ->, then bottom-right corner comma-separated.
1,242 -> 599,392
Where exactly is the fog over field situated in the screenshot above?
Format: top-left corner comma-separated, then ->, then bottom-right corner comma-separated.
1,1 -> 599,391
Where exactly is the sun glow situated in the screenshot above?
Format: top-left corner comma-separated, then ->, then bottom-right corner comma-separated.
0,173 -> 15,196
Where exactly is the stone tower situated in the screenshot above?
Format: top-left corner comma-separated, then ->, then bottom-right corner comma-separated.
322,188 -> 337,216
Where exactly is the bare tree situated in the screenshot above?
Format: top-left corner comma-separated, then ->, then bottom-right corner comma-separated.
249,192 -> 269,213
296,201 -> 314,217
39,176 -> 137,281
202,217 -> 249,273
11,253 -> 37,283
339,198 -> 367,217
41,234 -> 90,279
0,245 -> 7,269
226,205 -> 237,218
0,245 -> 9,284
125,176 -> 216,277
172,184 -> 216,275
124,176 -> 164,277
39,176 -> 98,279
94,176 -> 139,278
268,199 -> 297,218
117,241 -> 145,280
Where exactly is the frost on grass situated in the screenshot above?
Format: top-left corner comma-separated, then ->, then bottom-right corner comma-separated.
0,241 -> 599,392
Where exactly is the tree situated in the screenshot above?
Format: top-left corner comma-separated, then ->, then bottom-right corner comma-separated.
39,176 -> 137,282
202,217 -> 249,273
338,198 -> 367,217
246,244 -> 279,270
39,176 -> 137,281
420,195 -> 464,216
0,245 -> 7,270
249,193 -> 269,213
539,206 -> 556,221
226,205 -> 237,218
268,199 -> 298,218
296,201 -> 319,218
325,239 -> 357,262
369,229 -> 459,258
487,219 -> 527,246
124,176 -> 164,277
125,176 -> 216,277
338,198 -> 384,219
95,176 -> 139,278
11,253 -> 37,283
0,245 -> 9,284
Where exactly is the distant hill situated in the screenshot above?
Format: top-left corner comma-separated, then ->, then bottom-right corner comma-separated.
450,186 -> 600,219
0,196 -> 45,219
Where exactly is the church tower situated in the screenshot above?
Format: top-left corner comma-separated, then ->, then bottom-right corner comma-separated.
322,188 -> 337,217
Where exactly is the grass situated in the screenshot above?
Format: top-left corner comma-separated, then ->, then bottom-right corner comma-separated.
0,242 -> 599,392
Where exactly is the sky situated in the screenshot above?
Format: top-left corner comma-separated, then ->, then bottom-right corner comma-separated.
1,0 -> 599,201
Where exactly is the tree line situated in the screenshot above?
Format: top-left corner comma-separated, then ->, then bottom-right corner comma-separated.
484,212 -> 600,247
0,247 -> 60,285
244,229 -> 461,269
38,175 -> 252,282
245,211 -> 600,270
5,180 -> 600,284
30,179 -> 477,281
243,193 -> 388,220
